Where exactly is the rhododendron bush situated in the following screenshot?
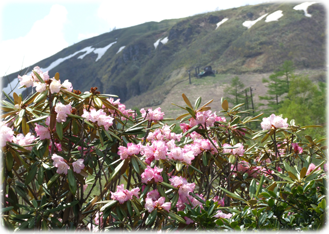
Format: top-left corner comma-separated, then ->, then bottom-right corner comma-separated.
0,67 -> 327,231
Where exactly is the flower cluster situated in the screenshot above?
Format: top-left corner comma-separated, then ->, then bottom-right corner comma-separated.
140,107 -> 164,121
35,124 -> 51,140
223,143 -> 245,156
18,66 -> 73,94
261,114 -> 289,130
82,109 -> 114,130
12,133 -> 36,151
51,154 -> 85,174
55,103 -> 72,123
118,143 -> 141,160
145,190 -> 171,212
111,184 -> 140,204
141,166 -> 163,184
0,122 -> 14,147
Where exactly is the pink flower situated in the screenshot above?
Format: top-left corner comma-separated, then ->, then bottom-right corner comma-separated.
140,107 -> 164,121
35,124 -> 50,140
49,141 -> 62,152
82,109 -> 113,129
147,190 -> 160,201
72,159 -> 85,174
49,78 -> 62,94
34,82 -> 47,92
13,133 -> 36,150
223,143 -> 244,156
32,66 -> 49,81
118,146 -> 129,160
169,176 -> 187,187
51,154 -> 69,174
0,122 -> 14,147
111,184 -> 140,204
291,143 -> 303,154
141,166 -> 163,184
144,197 -> 171,212
18,74 -> 33,87
261,114 -> 288,130
94,211 -> 103,226
306,163 -> 321,175
214,210 -> 232,219
127,143 -> 140,155
55,103 -> 72,122
61,80 -> 73,92
184,217 -> 194,224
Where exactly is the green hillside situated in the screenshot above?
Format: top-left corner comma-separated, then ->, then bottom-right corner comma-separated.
1,2 -> 326,104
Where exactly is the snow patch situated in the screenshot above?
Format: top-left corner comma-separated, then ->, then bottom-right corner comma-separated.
161,37 -> 168,45
154,38 -> 161,49
216,18 -> 228,29
116,46 -> 126,54
293,2 -> 317,17
265,10 -> 283,22
242,14 -> 268,29
93,41 -> 117,62
77,46 -> 94,59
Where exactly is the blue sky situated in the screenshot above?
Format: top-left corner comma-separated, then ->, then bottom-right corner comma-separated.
2,0 -> 305,77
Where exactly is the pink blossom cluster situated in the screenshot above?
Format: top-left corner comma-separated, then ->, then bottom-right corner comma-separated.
82,109 -> 114,130
111,184 -> 140,204
141,166 -> 163,184
180,112 -> 225,132
214,210 -> 232,219
223,143 -> 245,156
147,125 -> 182,142
261,114 -> 289,130
51,154 -> 85,174
0,122 -> 14,147
49,141 -> 63,152
306,163 -> 321,175
145,190 -> 171,212
167,146 -> 195,165
107,98 -> 135,119
13,133 -> 36,151
55,103 -> 72,122
52,154 -> 70,174
169,176 -> 202,211
231,161 -> 263,178
142,140 -> 168,164
35,124 -> 51,140
18,66 -> 73,93
118,143 -> 141,160
140,107 -> 164,121
291,143 -> 303,154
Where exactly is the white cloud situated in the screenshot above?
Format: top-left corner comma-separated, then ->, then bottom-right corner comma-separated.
0,4 -> 69,77
97,0 -> 268,30
77,32 -> 100,41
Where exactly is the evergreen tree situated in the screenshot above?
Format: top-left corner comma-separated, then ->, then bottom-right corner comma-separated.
224,76 -> 245,107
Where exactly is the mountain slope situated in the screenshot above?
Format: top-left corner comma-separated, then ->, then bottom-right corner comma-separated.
2,2 -> 326,104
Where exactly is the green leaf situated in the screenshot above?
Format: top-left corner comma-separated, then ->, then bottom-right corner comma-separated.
202,151 -> 208,166
218,186 -> 247,203
145,209 -> 157,226
194,97 -> 202,109
33,71 -> 45,83
26,115 -> 48,124
249,179 -> 257,199
56,122 -> 63,140
168,211 -> 186,224
6,151 -> 14,171
228,155 -> 236,164
131,157 -> 140,174
160,182 -> 178,190
2,206 -> 14,212
67,169 -> 77,195
109,159 -> 125,181
37,167 -> 44,185
25,163 -> 38,185
98,200 -> 118,212
171,193 -> 179,209
221,99 -> 229,111
130,200 -> 140,216
41,220 -> 48,230
255,175 -> 265,196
